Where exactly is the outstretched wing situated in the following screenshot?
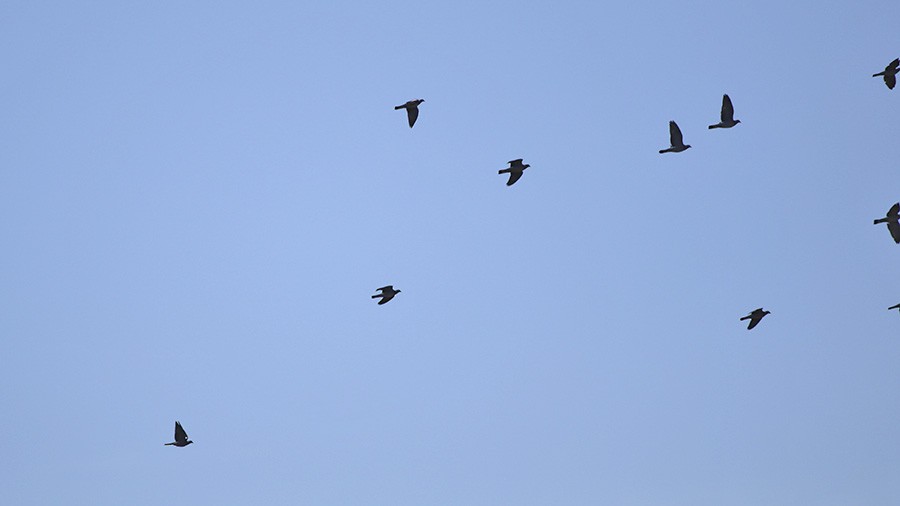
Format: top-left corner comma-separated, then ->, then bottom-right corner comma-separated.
721,94 -> 735,122
175,421 -> 188,443
889,58 -> 900,71
508,158 -> 524,167
506,171 -> 523,186
377,285 -> 393,293
886,73 -> 897,90
669,121 -> 684,146
406,106 -> 419,127
888,203 -> 900,217
747,315 -> 763,330
888,221 -> 900,243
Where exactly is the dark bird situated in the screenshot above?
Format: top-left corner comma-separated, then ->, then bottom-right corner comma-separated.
395,99 -> 424,128
740,308 -> 770,330
873,58 -> 899,89
498,158 -> 530,186
659,121 -> 690,153
888,303 -> 900,312
164,421 -> 193,447
873,202 -> 900,243
372,285 -> 401,305
708,94 -> 741,129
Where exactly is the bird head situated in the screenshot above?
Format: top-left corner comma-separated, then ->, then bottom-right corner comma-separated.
186,440 -> 194,445
734,120 -> 741,125
524,164 -> 531,169
395,289 -> 402,294
685,145 -> 692,150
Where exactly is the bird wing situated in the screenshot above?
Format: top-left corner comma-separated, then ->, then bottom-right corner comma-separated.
506,171 -> 523,186
406,106 -> 419,127
175,421 -> 188,443
747,315 -> 763,329
721,94 -> 735,122
508,159 -> 524,167
889,58 -> 900,71
669,121 -> 684,146
888,203 -> 900,217
377,285 -> 393,293
886,73 -> 897,90
888,221 -> 900,243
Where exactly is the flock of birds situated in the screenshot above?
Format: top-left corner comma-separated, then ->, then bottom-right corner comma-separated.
163,56 -> 900,448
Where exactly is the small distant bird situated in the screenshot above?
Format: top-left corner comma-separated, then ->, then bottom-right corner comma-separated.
372,285 -> 401,305
708,94 -> 741,129
873,202 -> 900,243
740,308 -> 770,330
164,421 -> 193,447
498,158 -> 530,186
873,58 -> 899,90
659,121 -> 691,153
888,303 -> 900,312
395,99 -> 424,128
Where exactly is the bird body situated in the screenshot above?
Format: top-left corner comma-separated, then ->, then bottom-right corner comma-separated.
372,285 -> 401,305
499,158 -> 530,186
165,421 -> 193,447
740,308 -> 770,330
395,99 -> 424,127
874,202 -> 900,243
708,94 -> 741,129
659,121 -> 691,153
873,58 -> 899,89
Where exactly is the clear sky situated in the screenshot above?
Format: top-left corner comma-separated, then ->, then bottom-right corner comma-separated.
2,1 -> 900,504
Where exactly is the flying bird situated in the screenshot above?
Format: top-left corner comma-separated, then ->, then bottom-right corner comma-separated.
740,308 -> 770,330
164,421 -> 193,447
873,58 -> 899,89
372,285 -> 401,305
659,121 -> 691,153
395,99 -> 424,127
888,303 -> 900,312
498,158 -> 530,186
873,202 -> 900,243
708,94 -> 741,129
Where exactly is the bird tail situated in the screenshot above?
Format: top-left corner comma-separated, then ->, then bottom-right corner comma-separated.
874,72 -> 885,77
875,218 -> 886,224
371,294 -> 381,299
498,169 -> 510,174
708,124 -> 719,129
659,148 -> 671,154
164,442 -> 175,446
394,105 -> 404,110
739,315 -> 750,321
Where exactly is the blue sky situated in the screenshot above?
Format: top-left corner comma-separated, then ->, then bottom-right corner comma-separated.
2,1 -> 900,504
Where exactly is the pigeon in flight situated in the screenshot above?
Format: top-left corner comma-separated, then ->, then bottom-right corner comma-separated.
499,159 -> 530,186
873,58 -> 899,90
708,94 -> 741,129
740,308 -> 770,330
395,99 -> 424,128
874,202 -> 900,243
164,421 -> 193,447
372,285 -> 401,305
659,121 -> 691,153
888,303 -> 900,312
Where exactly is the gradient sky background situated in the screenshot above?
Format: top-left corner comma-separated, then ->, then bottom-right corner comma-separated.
2,1 -> 900,504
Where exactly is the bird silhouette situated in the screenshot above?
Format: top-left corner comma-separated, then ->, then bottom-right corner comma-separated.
498,159 -> 530,186
873,202 -> 900,243
740,308 -> 770,330
659,121 -> 690,153
372,285 -> 401,305
708,94 -> 741,129
164,421 -> 193,447
873,58 -> 899,90
395,99 -> 424,128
